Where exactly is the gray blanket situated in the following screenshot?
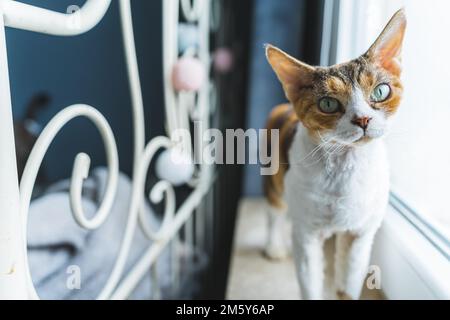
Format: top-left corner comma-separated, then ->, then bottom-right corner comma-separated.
27,168 -> 171,300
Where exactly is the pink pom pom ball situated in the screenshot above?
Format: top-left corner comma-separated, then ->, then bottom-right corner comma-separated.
171,57 -> 206,92
213,48 -> 234,73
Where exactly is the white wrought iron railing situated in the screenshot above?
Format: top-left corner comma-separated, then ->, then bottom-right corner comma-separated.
0,0 -> 215,300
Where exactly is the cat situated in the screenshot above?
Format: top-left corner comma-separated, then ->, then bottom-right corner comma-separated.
14,92 -> 50,181
263,9 -> 406,300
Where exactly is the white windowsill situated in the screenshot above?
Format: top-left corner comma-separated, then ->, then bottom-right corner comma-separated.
371,205 -> 450,300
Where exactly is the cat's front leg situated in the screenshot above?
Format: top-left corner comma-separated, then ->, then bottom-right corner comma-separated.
334,231 -> 377,300
292,231 -> 325,300
265,204 -> 289,260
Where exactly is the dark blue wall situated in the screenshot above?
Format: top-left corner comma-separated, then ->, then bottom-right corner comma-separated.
243,0 -> 306,196
8,0 -> 165,181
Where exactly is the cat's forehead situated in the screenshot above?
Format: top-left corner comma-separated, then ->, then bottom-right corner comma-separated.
313,57 -> 382,93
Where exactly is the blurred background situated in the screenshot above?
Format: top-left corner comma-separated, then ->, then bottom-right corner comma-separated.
10,0 -> 450,300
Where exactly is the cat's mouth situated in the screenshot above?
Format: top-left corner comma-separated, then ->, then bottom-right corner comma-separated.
336,130 -> 365,144
338,128 -> 384,145
333,132 -> 370,146
354,135 -> 372,144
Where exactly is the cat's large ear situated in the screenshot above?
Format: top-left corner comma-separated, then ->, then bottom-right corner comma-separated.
266,44 -> 315,103
365,9 -> 407,76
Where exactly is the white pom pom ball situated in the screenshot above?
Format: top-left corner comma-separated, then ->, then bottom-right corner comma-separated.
155,148 -> 195,186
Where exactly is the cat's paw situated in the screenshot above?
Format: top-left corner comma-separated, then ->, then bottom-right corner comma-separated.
336,291 -> 353,300
264,243 -> 289,261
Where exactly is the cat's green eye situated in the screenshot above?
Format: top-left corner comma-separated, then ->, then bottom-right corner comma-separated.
371,83 -> 391,102
318,97 -> 340,114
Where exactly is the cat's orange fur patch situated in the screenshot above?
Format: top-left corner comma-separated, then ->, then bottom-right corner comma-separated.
325,76 -> 351,94
263,104 -> 299,209
358,69 -> 403,115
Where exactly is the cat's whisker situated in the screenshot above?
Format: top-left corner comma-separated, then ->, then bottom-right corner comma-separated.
302,146 -> 327,166
299,131 -> 334,165
302,142 -> 332,167
325,141 -> 342,156
301,143 -> 323,162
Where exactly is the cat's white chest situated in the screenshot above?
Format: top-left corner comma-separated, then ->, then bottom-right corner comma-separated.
284,126 -> 390,234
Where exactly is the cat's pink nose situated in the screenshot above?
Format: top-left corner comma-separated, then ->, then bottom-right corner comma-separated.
352,116 -> 372,130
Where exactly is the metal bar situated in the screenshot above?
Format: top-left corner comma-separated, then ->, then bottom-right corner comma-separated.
0,0 -> 112,36
111,183 -> 210,300
0,12 -> 29,300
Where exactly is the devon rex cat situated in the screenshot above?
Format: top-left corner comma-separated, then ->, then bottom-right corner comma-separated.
264,9 -> 406,299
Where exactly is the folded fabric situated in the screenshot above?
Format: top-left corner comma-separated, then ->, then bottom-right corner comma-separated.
27,168 -> 171,300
